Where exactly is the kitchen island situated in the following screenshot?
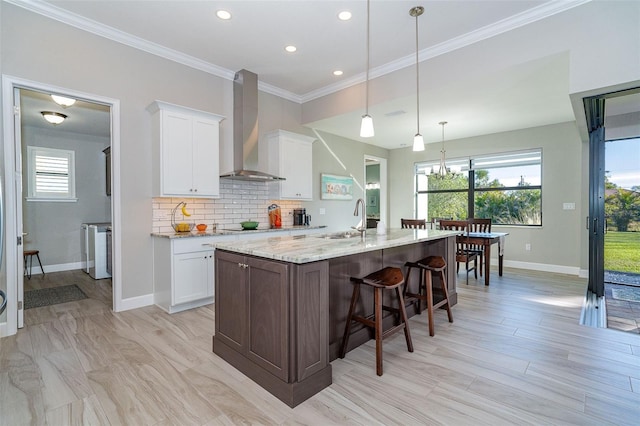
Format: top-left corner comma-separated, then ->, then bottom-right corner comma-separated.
212,228 -> 458,407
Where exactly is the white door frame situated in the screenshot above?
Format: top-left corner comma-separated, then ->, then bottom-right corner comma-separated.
1,75 -> 123,337
364,154 -> 388,227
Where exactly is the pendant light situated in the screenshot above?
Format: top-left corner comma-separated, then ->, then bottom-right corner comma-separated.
360,0 -> 374,137
410,6 -> 424,151
437,121 -> 448,177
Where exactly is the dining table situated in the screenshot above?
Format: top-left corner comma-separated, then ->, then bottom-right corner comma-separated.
465,231 -> 509,286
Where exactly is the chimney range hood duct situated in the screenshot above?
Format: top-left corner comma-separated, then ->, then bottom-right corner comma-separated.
220,69 -> 284,181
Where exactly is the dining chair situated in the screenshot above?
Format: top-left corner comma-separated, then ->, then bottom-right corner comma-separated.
401,218 -> 427,229
430,217 -> 453,230
439,220 -> 478,284
467,218 -> 492,276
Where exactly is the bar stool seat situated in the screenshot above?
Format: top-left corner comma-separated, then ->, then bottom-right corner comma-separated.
24,249 -> 45,279
339,266 -> 414,376
404,255 -> 453,336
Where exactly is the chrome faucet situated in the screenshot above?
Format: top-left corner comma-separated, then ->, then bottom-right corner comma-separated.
352,198 -> 366,240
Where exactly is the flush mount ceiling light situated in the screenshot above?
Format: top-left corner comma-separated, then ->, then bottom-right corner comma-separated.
360,0 -> 374,138
41,111 -> 67,125
284,45 -> 297,53
410,6 -> 425,151
338,10 -> 352,21
51,94 -> 76,107
333,70 -> 343,76
216,10 -> 231,20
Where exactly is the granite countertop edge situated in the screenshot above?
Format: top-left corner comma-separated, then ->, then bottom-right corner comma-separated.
214,229 -> 459,264
151,225 -> 326,239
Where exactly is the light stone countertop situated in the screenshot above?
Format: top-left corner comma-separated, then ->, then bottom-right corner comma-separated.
214,228 -> 459,264
151,225 -> 326,239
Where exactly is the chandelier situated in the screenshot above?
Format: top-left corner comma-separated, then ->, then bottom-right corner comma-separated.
430,121 -> 461,178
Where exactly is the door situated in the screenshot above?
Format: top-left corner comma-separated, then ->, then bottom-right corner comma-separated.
173,251 -> 210,305
246,256 -> 289,381
587,113 -> 606,297
14,87 -> 25,328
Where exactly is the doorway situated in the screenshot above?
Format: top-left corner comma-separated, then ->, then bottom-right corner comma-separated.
604,137 -> 640,287
364,155 -> 387,228
1,75 -> 122,337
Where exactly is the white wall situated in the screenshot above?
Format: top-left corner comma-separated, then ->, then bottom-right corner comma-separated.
21,125 -> 110,268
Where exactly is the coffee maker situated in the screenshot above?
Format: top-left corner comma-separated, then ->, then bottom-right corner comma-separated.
293,208 -> 306,226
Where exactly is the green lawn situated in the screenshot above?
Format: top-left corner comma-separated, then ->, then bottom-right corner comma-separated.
604,231 -> 640,274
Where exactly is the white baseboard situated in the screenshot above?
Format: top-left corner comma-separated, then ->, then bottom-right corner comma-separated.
0,322 -> 9,338
26,261 -> 83,275
117,293 -> 154,312
578,269 -> 589,278
503,260 -> 581,276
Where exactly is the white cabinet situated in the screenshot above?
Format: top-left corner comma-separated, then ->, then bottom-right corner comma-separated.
153,235 -> 234,313
148,101 -> 225,198
173,251 -> 212,305
260,130 -> 315,200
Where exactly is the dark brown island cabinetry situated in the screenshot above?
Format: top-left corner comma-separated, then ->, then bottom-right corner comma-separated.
213,230 -> 457,407
213,250 -> 331,407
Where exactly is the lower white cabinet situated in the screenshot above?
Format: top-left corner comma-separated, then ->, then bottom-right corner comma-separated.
153,236 -> 234,314
173,251 -> 213,305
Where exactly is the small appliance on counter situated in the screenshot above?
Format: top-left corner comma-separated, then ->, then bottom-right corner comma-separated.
293,208 -> 305,226
268,204 -> 282,228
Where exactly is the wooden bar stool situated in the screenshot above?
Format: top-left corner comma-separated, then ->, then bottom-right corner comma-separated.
24,249 -> 45,279
339,266 -> 413,376
404,256 -> 453,336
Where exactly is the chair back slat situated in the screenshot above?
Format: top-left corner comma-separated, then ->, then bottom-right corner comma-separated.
468,218 -> 492,233
401,219 -> 427,229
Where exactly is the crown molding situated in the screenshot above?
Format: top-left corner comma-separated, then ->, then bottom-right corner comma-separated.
6,0 -> 591,105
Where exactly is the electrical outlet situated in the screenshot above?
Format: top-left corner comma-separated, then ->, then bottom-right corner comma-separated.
525,243 -> 531,251
319,208 -> 326,215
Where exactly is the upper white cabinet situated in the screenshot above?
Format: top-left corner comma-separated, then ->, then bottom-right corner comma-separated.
260,130 -> 316,200
148,101 -> 225,198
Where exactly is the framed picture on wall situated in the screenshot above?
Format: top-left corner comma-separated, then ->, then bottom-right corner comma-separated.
321,174 -> 354,200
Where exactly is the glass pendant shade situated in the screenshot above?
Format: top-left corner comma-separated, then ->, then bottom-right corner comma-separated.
413,133 -> 424,151
360,114 -> 375,137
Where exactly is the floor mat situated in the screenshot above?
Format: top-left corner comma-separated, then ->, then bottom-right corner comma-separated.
610,288 -> 640,303
24,284 -> 88,309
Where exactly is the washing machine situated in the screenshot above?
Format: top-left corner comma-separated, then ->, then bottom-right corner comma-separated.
81,222 -> 112,279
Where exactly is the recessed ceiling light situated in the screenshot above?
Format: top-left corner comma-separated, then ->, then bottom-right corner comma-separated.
338,11 -> 352,21
333,70 -> 343,76
216,10 -> 231,20
285,45 -> 297,53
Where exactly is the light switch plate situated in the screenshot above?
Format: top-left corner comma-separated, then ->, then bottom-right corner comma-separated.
319,208 -> 326,215
563,203 -> 575,210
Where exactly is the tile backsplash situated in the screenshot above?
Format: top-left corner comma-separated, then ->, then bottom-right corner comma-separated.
152,180 -> 303,233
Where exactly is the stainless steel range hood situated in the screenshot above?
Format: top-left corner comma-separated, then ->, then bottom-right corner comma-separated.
220,69 -> 285,181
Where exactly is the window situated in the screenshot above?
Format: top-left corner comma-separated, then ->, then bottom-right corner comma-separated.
27,146 -> 77,201
415,149 -> 542,226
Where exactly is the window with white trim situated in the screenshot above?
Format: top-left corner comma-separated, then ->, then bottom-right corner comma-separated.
27,146 -> 77,202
